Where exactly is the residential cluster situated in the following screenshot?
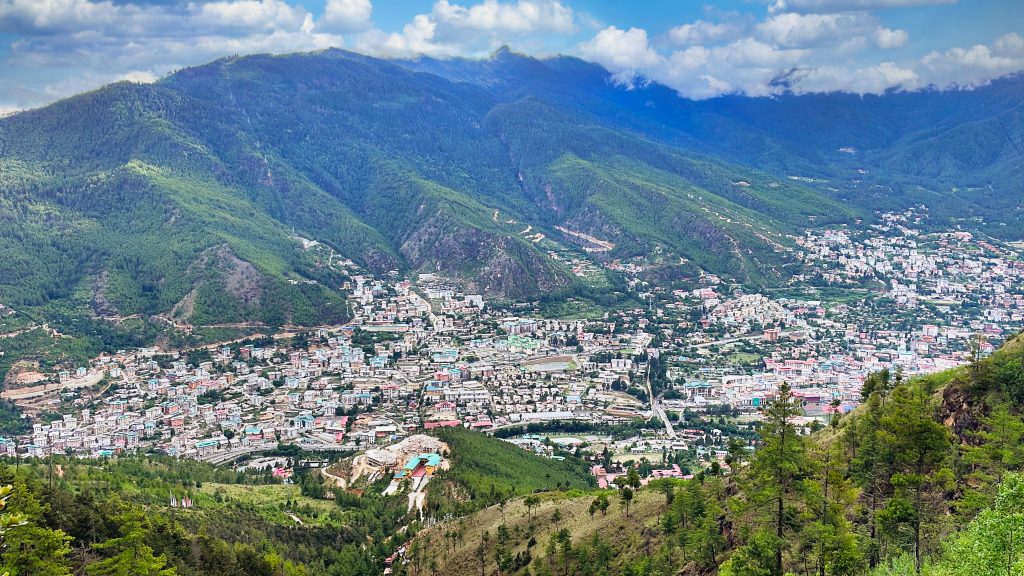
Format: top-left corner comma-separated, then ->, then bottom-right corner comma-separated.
1,212 -> 1021,481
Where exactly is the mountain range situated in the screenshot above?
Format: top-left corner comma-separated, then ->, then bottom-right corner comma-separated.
1,47 -> 1022,329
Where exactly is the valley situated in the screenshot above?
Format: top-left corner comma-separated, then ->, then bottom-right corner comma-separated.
0,206 -> 1020,574
4,211 -> 1021,462
0,15 -> 1022,575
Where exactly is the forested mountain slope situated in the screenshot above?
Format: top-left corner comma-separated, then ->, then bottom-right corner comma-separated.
0,49 -> 850,326
2,48 -> 1022,343
405,50 -> 1024,239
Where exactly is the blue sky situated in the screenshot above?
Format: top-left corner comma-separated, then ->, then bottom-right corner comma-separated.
0,0 -> 1022,112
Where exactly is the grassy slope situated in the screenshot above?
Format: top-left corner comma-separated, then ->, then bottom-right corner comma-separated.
416,488 -> 665,576
200,482 -> 341,527
428,427 -> 595,503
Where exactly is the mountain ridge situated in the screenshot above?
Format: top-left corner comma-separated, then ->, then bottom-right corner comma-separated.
1,47 -> 1021,340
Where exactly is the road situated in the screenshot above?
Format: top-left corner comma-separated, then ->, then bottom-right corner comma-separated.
689,329 -> 802,349
652,397 -> 676,439
0,323 -> 41,339
642,360 -> 676,439
202,444 -> 279,465
322,466 -> 348,489
2,371 -> 104,400
0,323 -> 64,340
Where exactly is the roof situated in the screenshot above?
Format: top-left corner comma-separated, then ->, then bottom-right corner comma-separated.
403,453 -> 442,470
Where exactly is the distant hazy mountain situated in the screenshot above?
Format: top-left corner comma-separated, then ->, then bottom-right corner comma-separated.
406,48 -> 1024,221
0,48 -> 1020,326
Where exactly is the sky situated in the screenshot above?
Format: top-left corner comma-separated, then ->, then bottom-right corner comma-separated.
0,0 -> 1022,113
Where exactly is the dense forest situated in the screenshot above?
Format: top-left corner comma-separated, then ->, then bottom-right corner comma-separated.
0,455 -> 412,576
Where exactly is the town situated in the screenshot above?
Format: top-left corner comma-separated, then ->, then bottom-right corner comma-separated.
2,209 -> 1022,485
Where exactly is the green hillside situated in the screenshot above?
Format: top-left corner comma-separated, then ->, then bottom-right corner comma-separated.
407,53 -> 1024,240
426,426 -> 595,517
0,49 -> 857,357
0,456 -> 406,576
3,48 -> 1022,372
0,428 -> 599,576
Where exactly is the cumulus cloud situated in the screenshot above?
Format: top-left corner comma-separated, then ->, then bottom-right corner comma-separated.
0,0 -> 349,109
357,0 -> 576,58
757,12 -> 881,48
994,32 -> 1024,54
574,10 -> 1017,100
613,5 -> 918,98
668,18 -> 749,45
585,8 -> 890,97
577,26 -> 661,84
0,0 -> 172,36
873,27 -> 907,49
656,38 -> 810,98
919,32 -> 1024,88
358,14 -> 459,58
432,0 -> 574,33
196,0 -> 309,32
786,61 -> 918,93
320,0 -> 373,32
1,0 -> 344,68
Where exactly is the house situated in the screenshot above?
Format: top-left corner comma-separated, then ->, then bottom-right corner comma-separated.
394,453 -> 443,480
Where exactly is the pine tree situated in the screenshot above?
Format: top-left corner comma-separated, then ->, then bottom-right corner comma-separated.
524,495 -> 540,521
0,482 -> 72,576
967,402 -> 1024,486
940,473 -> 1024,576
803,442 -> 864,576
86,515 -> 175,576
845,388 -> 889,567
878,384 -> 951,574
747,381 -> 808,576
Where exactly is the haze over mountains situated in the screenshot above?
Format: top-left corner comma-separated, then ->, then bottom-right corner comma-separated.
1,47 -> 1022,326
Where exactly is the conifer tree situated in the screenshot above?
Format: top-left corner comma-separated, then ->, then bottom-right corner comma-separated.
747,381 -> 808,576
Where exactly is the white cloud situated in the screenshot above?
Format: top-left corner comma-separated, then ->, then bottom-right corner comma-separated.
654,38 -> 809,98
0,0 -> 348,109
668,19 -> 748,45
577,26 -> 661,85
0,0 -> 171,36
356,0 -> 577,58
994,32 -> 1024,55
792,61 -> 918,93
432,0 -> 574,33
196,0 -> 308,32
575,13 -> 1019,100
756,12 -> 879,48
359,14 -> 459,58
320,0 -> 373,32
770,0 -> 957,13
919,33 -> 1024,88
0,0 -> 347,68
118,70 -> 159,84
873,27 -> 907,49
